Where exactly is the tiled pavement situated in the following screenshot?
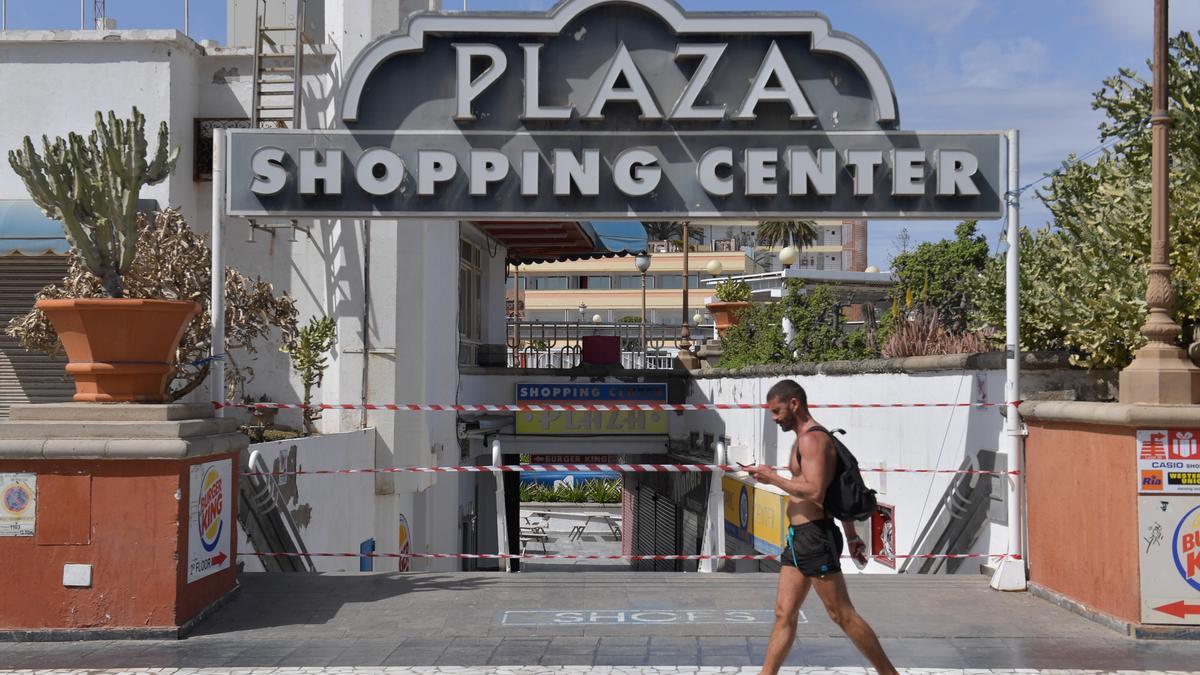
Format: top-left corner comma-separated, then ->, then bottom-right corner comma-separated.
4,573 -> 1200,671
517,506 -> 625,572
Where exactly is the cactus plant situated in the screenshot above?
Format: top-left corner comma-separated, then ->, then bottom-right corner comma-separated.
7,107 -> 178,298
713,279 -> 752,303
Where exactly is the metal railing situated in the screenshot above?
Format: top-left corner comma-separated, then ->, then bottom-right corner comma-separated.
506,321 -> 710,370
239,449 -> 315,572
506,349 -> 678,370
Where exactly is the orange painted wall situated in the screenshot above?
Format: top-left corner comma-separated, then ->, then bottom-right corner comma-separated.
0,454 -> 236,630
1025,421 -> 1140,622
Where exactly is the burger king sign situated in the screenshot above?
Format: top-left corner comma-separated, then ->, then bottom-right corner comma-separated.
188,459 -> 232,583
1139,496 -> 1200,625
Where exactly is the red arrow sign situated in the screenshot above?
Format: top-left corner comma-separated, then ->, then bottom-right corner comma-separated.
1153,600 -> 1200,618
211,551 -> 228,567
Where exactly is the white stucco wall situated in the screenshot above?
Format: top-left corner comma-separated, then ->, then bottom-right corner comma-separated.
237,428 -> 378,573
686,365 -> 1044,575
0,32 -> 192,207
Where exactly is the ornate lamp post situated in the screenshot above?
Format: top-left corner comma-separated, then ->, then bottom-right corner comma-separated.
677,221 -> 701,368
680,222 -> 692,349
779,247 -> 799,350
1120,0 -> 1200,403
635,252 -> 652,368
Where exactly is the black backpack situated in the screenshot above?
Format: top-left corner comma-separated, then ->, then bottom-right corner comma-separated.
812,428 -> 878,521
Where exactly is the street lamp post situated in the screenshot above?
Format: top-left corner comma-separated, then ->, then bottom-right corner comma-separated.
680,222 -> 691,351
780,246 -> 799,354
1119,0 -> 1200,403
635,252 -> 652,368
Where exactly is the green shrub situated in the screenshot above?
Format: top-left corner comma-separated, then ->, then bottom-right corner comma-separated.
519,479 -> 621,503
720,281 -> 876,367
714,279 -> 751,303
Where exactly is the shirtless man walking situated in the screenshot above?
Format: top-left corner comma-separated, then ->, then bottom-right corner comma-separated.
746,379 -> 897,675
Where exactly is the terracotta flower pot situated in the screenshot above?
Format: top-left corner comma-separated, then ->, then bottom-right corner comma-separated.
36,298 -> 201,403
706,301 -> 752,337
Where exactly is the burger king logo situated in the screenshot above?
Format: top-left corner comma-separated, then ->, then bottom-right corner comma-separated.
198,466 -> 225,552
1172,504 -> 1200,592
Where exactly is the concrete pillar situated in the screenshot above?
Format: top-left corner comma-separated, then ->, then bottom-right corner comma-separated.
0,403 -> 247,638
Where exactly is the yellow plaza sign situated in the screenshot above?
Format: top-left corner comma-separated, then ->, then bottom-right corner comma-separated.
515,382 -> 669,436
515,409 -> 668,435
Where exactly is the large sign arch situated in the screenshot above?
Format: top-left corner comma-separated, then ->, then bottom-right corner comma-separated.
210,0 -> 1025,590
224,0 -> 1003,220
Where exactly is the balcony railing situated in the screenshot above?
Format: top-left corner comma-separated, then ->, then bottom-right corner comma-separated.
506,321 -> 711,370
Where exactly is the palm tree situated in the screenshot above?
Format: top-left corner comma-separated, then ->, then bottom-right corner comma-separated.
752,249 -> 777,272
756,220 -> 818,249
641,221 -> 704,247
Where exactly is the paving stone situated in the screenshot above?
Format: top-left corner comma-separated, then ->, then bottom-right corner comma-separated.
10,574 -> 1200,672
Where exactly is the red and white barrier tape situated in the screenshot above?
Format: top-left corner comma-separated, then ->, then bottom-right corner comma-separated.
242,551 -> 1019,561
241,463 -> 1020,477
215,400 -> 1019,412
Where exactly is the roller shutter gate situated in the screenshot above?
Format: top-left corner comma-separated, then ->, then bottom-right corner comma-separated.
0,255 -> 74,418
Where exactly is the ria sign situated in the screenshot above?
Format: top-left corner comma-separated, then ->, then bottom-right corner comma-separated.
225,0 -> 1004,219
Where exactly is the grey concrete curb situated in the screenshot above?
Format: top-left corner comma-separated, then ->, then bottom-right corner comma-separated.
0,584 -> 240,642
1020,400 -> 1200,427
1027,581 -> 1133,637
1028,581 -> 1200,640
690,350 -> 1084,379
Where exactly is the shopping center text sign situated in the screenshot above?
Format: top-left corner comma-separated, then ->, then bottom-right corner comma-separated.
225,0 -> 1004,219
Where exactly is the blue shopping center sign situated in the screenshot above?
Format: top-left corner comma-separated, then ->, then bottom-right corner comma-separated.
516,382 -> 667,403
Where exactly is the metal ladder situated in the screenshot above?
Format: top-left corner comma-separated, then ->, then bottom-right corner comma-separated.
251,0 -> 308,129
248,0 -> 309,238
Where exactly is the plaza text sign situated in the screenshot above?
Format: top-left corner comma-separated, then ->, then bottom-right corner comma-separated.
225,0 -> 1004,220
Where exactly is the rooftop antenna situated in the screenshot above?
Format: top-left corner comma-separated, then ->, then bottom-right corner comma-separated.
93,0 -> 106,29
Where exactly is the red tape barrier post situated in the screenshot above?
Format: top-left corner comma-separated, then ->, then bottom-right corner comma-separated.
241,463 -> 1021,477
228,398 -> 1024,572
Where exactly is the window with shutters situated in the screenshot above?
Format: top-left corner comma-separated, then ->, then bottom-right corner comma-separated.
458,239 -> 483,365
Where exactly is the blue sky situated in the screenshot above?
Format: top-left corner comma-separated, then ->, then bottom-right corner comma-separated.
8,0 -> 1198,268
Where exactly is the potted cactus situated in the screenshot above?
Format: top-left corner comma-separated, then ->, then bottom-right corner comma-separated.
706,279 -> 752,337
7,108 -> 199,402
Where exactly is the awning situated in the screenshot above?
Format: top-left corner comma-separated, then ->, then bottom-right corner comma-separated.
473,219 -> 648,264
0,201 -> 69,256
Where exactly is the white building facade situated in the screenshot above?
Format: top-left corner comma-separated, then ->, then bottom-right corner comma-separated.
0,0 -> 1052,578
0,0 -> 505,570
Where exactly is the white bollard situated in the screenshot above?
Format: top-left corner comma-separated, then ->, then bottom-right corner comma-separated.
492,438 -> 511,573
699,440 -> 727,573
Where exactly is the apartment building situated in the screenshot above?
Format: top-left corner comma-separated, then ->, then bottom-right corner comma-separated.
776,219 -> 868,272
509,219 -> 868,328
